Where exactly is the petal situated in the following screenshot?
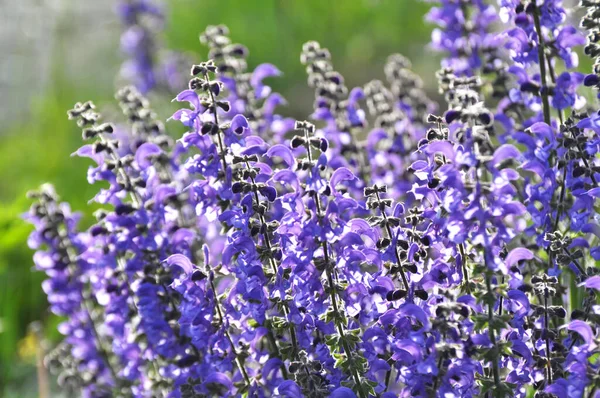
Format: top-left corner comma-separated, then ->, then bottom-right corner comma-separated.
505,248 -> 534,268
165,254 -> 195,276
259,186 -> 277,202
492,144 -> 521,166
203,372 -> 232,391
135,142 -> 162,169
263,92 -> 287,114
507,289 -> 530,318
251,63 -> 281,89
330,167 -> 356,194
587,187 -> 600,198
399,304 -> 431,330
348,87 -> 365,106
582,223 -> 600,239
424,141 -> 455,161
529,122 -> 553,140
33,251 -> 55,270
171,228 -> 196,246
272,170 -> 300,192
174,89 -> 200,110
231,114 -> 249,135
330,387 -> 357,398
154,185 -> 177,203
73,144 -> 103,165
276,380 -> 303,398
566,320 -> 594,345
339,232 -> 364,248
202,244 -> 210,266
267,144 -> 295,167
581,275 -> 600,290
262,357 -> 283,380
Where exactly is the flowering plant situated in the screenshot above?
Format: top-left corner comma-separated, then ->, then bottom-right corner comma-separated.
26,0 -> 600,397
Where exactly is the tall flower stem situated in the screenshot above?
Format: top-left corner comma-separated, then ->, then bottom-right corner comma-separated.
532,6 -> 551,126
484,271 -> 501,389
204,71 -> 228,174
301,127 -> 368,398
543,289 -> 553,384
374,190 -> 410,290
45,201 -> 122,388
243,161 -> 295,378
459,243 -> 470,292
209,275 -> 252,387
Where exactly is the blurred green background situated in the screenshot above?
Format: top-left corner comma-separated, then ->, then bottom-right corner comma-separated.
0,0 -> 437,395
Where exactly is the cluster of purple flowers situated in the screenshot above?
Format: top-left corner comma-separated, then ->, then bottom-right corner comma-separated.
117,0 -> 189,93
26,0 -> 600,397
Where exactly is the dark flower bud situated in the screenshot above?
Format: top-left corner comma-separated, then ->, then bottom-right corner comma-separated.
288,362 -> 300,373
584,73 -> 600,87
427,178 -> 440,189
414,289 -> 428,300
191,64 -> 206,76
177,355 -> 199,368
478,112 -> 493,126
90,225 -> 108,236
192,270 -> 207,282
444,109 -> 461,124
93,142 -> 108,154
376,238 -> 391,249
520,81 -> 540,94
210,82 -> 221,96
458,305 -> 470,317
232,182 -> 244,194
311,361 -> 323,372
216,101 -> 231,112
551,307 -> 566,318
427,114 -> 441,123
435,306 -> 448,318
571,309 -> 586,319
188,77 -> 203,90
364,187 -> 376,197
82,128 -> 98,140
94,209 -> 108,221
115,203 -> 136,216
404,263 -> 418,273
159,274 -> 174,285
426,129 -> 439,141
291,135 -> 306,148
320,138 -> 328,152
133,178 -> 146,188
99,123 -> 113,133
386,289 -> 407,301
515,3 -> 525,13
